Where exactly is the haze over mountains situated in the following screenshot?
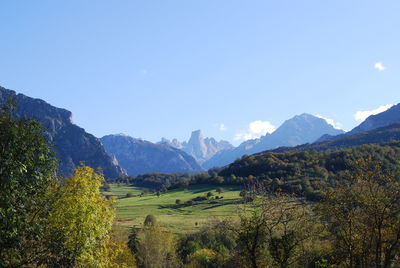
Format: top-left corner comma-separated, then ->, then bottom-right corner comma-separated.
1,85 -> 399,178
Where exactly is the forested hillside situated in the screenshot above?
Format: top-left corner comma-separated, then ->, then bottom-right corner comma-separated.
118,141 -> 400,200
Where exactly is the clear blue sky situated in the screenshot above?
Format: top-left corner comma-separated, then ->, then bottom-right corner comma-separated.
1,1 -> 399,145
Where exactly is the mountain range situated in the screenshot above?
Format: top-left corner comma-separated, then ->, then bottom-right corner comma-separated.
270,104 -> 400,154
101,134 -> 202,175
2,85 -> 399,178
202,113 -> 344,169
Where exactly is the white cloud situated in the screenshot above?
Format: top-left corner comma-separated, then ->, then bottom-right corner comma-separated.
315,114 -> 343,130
234,120 -> 276,141
219,123 -> 227,131
354,104 -> 393,122
374,62 -> 385,71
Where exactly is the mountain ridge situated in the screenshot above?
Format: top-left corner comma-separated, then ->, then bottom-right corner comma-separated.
203,113 -> 344,169
101,134 -> 203,175
0,86 -> 126,178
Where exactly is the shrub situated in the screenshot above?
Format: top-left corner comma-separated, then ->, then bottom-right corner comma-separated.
192,196 -> 208,202
144,215 -> 157,226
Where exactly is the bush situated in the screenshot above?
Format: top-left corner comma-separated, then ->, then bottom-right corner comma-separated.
192,196 -> 208,202
185,200 -> 195,206
144,215 -> 157,226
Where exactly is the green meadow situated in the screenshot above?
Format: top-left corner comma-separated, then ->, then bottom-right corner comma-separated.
108,184 -> 243,236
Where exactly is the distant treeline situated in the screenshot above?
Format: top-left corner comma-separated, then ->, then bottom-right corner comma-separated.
112,141 -> 400,200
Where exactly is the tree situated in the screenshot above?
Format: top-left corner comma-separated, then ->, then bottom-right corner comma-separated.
176,199 -> 182,205
128,227 -> 140,255
216,187 -> 223,194
45,165 -> 115,267
136,225 -> 179,268
237,210 -> 269,268
207,191 -> 213,198
236,183 -> 320,268
0,101 -> 58,267
318,158 -> 400,268
178,220 -> 237,266
103,238 -> 137,268
144,214 -> 157,226
189,248 -> 217,267
240,190 -> 247,198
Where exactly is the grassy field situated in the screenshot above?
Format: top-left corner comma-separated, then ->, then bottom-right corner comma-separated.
108,184 -> 243,237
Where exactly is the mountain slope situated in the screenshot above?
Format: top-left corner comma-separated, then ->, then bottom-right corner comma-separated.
101,134 -> 202,175
271,122 -> 400,153
203,113 -> 344,169
0,86 -> 125,178
348,104 -> 400,134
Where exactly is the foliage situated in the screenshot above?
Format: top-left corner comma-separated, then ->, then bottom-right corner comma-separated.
178,220 -> 237,267
236,187 -> 322,268
113,142 -> 400,202
45,165 -> 115,266
144,214 -> 157,226
102,238 -> 137,268
128,227 -> 140,255
219,142 -> 400,199
317,157 -> 400,267
188,248 -> 217,267
0,101 -> 58,267
136,225 -> 179,268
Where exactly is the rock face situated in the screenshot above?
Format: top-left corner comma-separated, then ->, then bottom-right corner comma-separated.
160,130 -> 234,165
159,137 -> 184,149
0,86 -> 126,179
101,134 -> 203,175
203,113 -> 344,168
183,130 -> 234,164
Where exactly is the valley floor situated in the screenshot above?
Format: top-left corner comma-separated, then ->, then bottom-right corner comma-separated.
105,184 -> 243,237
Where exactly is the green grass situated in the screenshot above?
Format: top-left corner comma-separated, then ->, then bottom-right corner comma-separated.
103,184 -> 147,198
109,184 -> 243,236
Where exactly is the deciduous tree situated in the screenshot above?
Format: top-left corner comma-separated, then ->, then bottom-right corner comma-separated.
46,165 -> 115,266
0,101 -> 57,267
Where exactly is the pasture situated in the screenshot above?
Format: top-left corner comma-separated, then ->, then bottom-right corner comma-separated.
107,184 -> 243,236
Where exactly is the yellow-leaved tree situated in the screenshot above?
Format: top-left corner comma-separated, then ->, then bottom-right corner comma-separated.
45,165 -> 115,267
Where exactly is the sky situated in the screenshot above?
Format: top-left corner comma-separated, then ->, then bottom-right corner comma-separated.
0,1 -> 399,145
